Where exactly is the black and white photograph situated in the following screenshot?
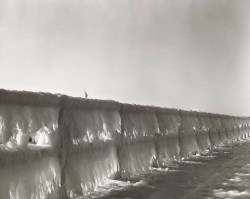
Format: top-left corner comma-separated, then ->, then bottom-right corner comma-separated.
0,0 -> 250,198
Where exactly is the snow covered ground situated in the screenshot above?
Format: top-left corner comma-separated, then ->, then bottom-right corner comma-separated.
92,138 -> 250,199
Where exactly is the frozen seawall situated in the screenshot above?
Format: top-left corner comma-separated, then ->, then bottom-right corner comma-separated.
0,89 -> 249,199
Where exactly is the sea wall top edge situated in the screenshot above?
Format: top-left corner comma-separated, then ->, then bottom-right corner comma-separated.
0,89 -> 60,107
0,88 -> 248,117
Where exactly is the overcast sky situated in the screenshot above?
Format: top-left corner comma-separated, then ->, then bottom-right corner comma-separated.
0,0 -> 250,116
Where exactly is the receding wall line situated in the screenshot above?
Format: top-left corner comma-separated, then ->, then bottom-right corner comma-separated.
0,89 -> 249,198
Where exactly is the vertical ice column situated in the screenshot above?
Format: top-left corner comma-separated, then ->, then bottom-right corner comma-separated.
226,116 -> 235,142
238,117 -> 246,138
118,104 -> 159,179
196,112 -> 212,151
241,118 -> 249,138
233,117 -> 241,140
0,100 -> 60,199
210,114 -> 223,145
179,111 -> 200,158
246,118 -> 250,137
156,108 -> 181,167
207,114 -> 220,147
235,117 -> 242,139
227,117 -> 238,141
219,115 -> 230,143
244,118 -> 250,137
63,99 -> 121,197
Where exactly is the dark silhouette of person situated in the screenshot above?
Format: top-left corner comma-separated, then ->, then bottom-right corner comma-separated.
84,90 -> 88,98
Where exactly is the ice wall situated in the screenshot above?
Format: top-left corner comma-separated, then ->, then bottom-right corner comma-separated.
0,149 -> 60,199
196,112 -> 212,151
239,117 -> 246,138
156,108 -> 181,166
0,89 -> 249,198
0,90 -> 61,199
219,115 -> 231,143
61,98 -> 121,198
228,116 -> 238,141
118,104 -> 159,179
242,118 -> 250,137
233,117 -> 241,140
209,113 -> 222,146
179,111 -> 200,157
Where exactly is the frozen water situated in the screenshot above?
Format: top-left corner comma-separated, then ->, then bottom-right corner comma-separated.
63,108 -> 121,197
179,111 -> 200,158
156,108 -> 181,166
118,104 -> 159,179
0,90 -> 250,198
0,98 -> 60,199
196,112 -> 212,151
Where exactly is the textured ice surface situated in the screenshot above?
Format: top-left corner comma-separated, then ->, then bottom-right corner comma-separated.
156,108 -> 181,166
220,116 -> 232,142
179,111 -> 200,157
196,112 -> 212,151
0,101 -> 60,199
64,108 -> 121,197
0,145 -> 60,199
0,104 -> 59,148
118,105 -> 159,179
0,89 -> 249,198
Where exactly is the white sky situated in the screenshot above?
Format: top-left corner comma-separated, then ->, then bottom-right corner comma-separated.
0,0 -> 250,116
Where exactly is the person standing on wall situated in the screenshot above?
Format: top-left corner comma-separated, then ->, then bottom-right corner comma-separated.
84,90 -> 88,98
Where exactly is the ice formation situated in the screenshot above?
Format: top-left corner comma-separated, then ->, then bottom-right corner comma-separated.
0,90 -> 60,199
0,89 -> 249,198
156,108 -> 181,166
63,101 -> 121,197
179,111 -> 200,158
209,113 -> 222,146
118,104 -> 159,179
196,112 -> 212,151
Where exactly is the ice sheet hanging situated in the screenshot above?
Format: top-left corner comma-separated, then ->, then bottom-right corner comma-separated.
156,108 -> 181,166
118,104 -> 159,179
0,90 -> 61,199
179,110 -> 200,157
61,98 -> 121,197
